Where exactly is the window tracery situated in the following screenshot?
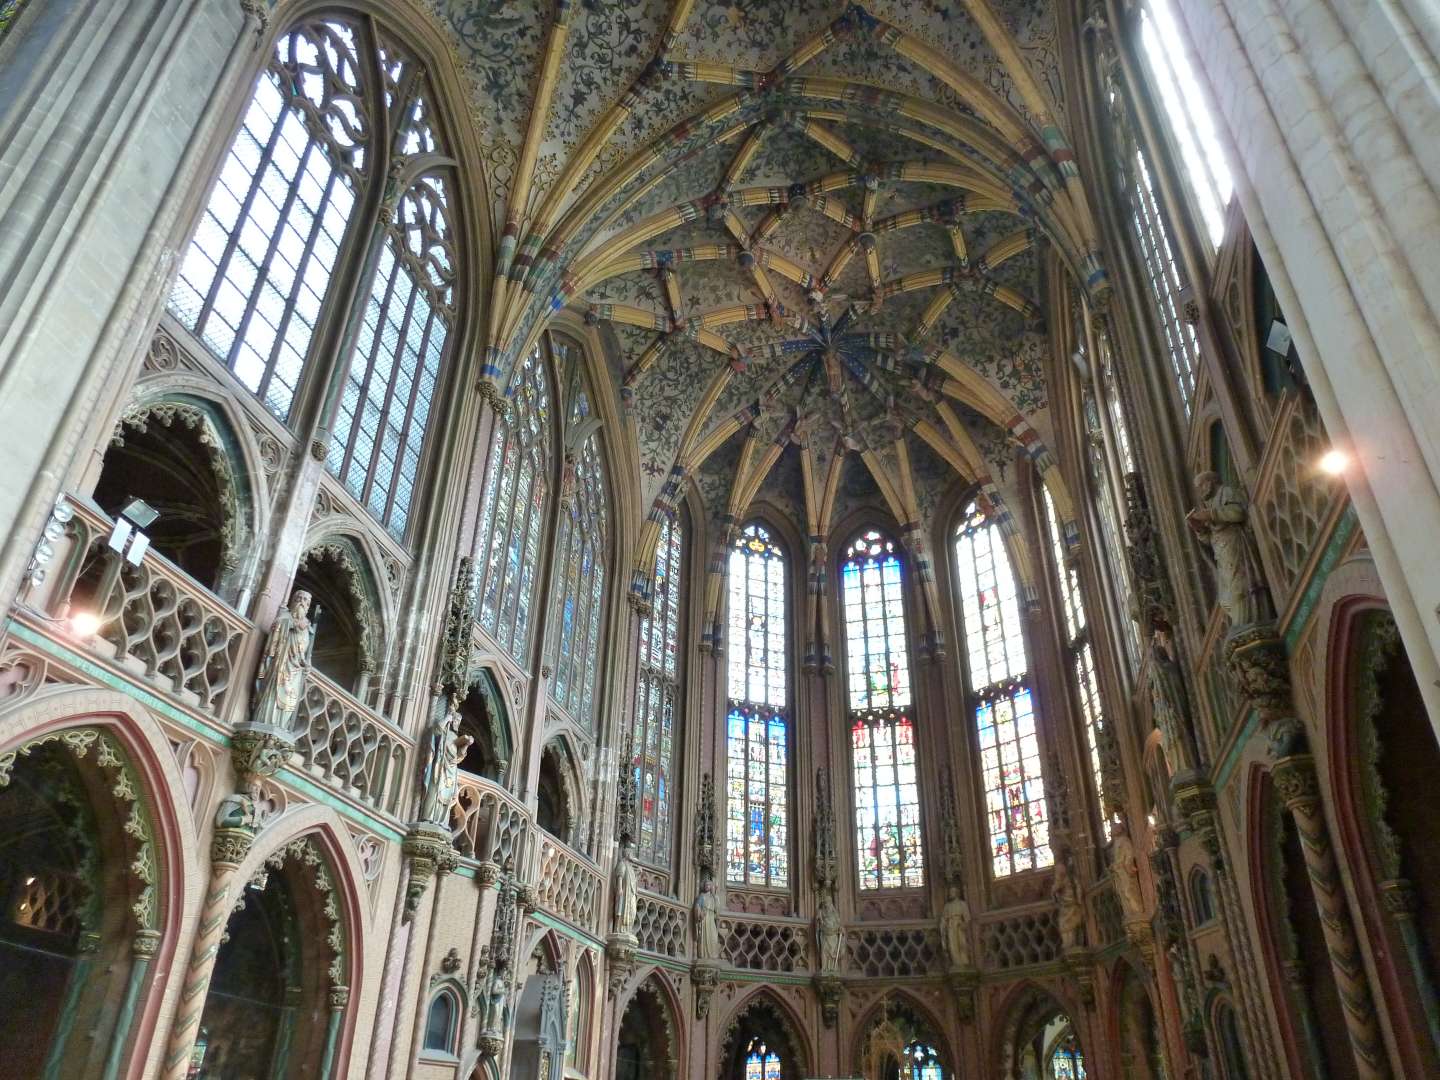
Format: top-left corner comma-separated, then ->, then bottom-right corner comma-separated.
1042,488 -> 1113,839
725,523 -> 790,888
633,512 -> 683,867
842,529 -> 923,891
907,1042 -> 943,1080
171,19 -> 369,423
954,500 -> 1052,877
549,416 -> 609,730
743,1036 -> 782,1080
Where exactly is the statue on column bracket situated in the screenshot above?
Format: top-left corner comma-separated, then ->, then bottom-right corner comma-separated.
693,876 -> 721,961
1053,846 -> 1086,952
1186,472 -> 1274,631
816,887 -> 844,973
418,703 -> 472,830
612,838 -> 639,937
1110,816 -> 1147,925
250,589 -> 316,730
1147,624 -> 1198,770
939,885 -> 972,970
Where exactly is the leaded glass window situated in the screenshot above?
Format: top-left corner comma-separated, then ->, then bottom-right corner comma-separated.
725,523 -> 789,888
1042,488 -> 1113,841
908,1043 -> 943,1080
328,171 -> 455,537
633,513 -> 683,867
476,345 -> 553,664
170,21 -> 370,422
842,529 -> 923,890
743,1038 -> 782,1080
1051,1030 -> 1086,1079
1130,147 -> 1200,415
549,421 -> 609,730
954,500 -> 1052,876
1137,0 -> 1234,249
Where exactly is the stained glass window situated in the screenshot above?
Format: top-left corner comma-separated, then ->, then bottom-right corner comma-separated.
954,500 -> 1052,876
725,523 -> 789,888
327,171 -> 455,538
843,529 -> 923,890
1130,146 -> 1200,416
549,424 -> 609,730
475,344 -> 552,664
1138,0 -> 1234,248
633,513 -> 683,867
1051,1029 -> 1086,1079
908,1042 -> 943,1080
1042,488 -> 1113,841
743,1037 -> 782,1080
170,20 -> 369,423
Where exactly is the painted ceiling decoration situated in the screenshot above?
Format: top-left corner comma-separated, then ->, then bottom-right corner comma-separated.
425,0 -> 1104,657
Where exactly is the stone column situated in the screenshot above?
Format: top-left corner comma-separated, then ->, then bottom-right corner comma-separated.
1270,726 -> 1391,1079
1176,0 -> 1440,731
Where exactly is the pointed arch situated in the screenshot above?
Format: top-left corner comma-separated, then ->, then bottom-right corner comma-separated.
847,989 -> 953,1078
718,987 -> 813,1080
295,530 -> 388,692
614,970 -> 683,1080
536,735 -> 585,846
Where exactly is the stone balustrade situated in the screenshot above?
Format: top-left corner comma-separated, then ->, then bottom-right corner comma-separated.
535,833 -> 603,934
293,670 -> 409,815
453,771 -> 532,871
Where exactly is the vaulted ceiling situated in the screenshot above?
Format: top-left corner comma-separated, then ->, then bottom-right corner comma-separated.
431,0 -> 1103,584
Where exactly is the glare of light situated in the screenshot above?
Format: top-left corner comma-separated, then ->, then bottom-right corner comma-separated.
1146,812 -> 1157,828
1318,449 -> 1349,476
25,876 -> 35,886
69,611 -> 102,637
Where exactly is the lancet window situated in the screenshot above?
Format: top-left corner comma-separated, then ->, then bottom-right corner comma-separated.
953,500 -> 1052,876
841,529 -> 923,891
724,523 -> 790,888
1042,488 -> 1113,840
169,19 -> 461,540
548,380 -> 609,730
633,512 -> 683,867
743,1037 -> 782,1080
1136,0 -> 1234,248
475,344 -> 553,664
907,1043 -> 943,1080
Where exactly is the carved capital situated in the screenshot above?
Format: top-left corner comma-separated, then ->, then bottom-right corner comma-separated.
211,826 -> 256,868
1224,626 -> 1292,722
401,823 -> 452,921
476,378 -> 509,421
813,973 -> 844,1028
329,985 -> 351,1010
475,860 -> 501,889
132,928 -> 162,960
946,969 -> 980,1023
1380,879 -> 1417,917
606,934 -> 638,998
691,961 -> 720,1020
1271,754 -> 1320,811
230,726 -> 294,783
478,1033 -> 505,1059
310,438 -> 329,462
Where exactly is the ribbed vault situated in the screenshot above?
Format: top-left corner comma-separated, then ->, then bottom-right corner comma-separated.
432,0 -> 1099,614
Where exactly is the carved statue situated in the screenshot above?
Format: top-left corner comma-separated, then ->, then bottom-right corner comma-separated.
816,888 -> 844,973
1186,472 -> 1273,629
250,590 -> 316,729
482,963 -> 509,1035
418,705 -> 472,829
693,876 -> 721,961
1053,849 -> 1085,950
612,839 -> 638,936
214,775 -> 263,831
1111,818 -> 1146,923
1147,627 -> 1195,769
939,885 -> 972,969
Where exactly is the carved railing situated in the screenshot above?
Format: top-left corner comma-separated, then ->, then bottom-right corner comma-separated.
635,892 -> 688,957
978,906 -> 1062,970
33,498 -> 249,716
721,916 -> 809,972
535,834 -> 602,934
294,670 -> 409,815
846,925 -> 938,977
454,773 -> 531,870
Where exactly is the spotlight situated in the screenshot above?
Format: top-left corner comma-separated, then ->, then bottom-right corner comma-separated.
70,611 -> 102,638
1317,449 -> 1349,476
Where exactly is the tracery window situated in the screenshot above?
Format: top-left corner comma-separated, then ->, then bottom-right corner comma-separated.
842,529 -> 923,890
1042,488 -> 1113,840
725,523 -> 790,888
548,383 -> 609,730
475,345 -> 553,663
743,1037 -> 783,1080
908,1042 -> 943,1080
170,20 -> 461,540
953,500 -> 1052,876
1051,1030 -> 1086,1079
1137,0 -> 1234,248
633,513 -> 683,867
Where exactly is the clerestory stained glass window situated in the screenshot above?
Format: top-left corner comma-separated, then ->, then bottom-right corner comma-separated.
908,1042 -> 944,1080
954,500 -> 1052,877
743,1038 -> 782,1080
475,344 -> 552,664
725,523 -> 789,888
549,420 -> 609,730
633,513 -> 683,867
170,20 -> 370,423
843,529 -> 923,890
1042,488 -> 1113,841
